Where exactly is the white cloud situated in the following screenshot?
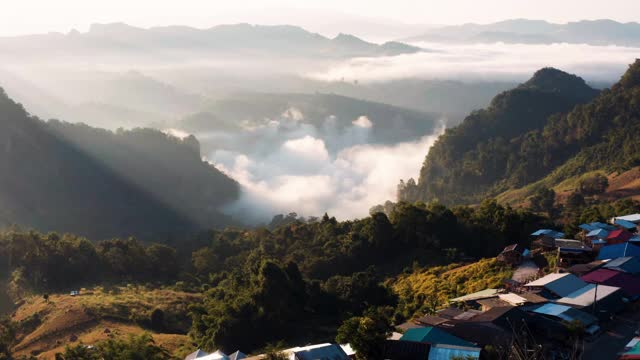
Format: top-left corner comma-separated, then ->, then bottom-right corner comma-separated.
309,42 -> 640,83
352,115 -> 373,128
215,122 -> 445,223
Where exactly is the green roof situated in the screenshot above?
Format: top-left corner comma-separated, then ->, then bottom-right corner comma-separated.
400,327 -> 474,347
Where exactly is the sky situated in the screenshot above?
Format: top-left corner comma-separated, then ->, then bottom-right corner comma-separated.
2,0 -> 640,37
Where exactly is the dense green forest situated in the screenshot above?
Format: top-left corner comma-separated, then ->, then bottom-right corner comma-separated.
0,88 -> 238,239
0,199 -> 547,355
398,66 -> 601,204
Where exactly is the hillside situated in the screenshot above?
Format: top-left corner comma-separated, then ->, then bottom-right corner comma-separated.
399,67 -> 599,205
0,88 -> 238,239
389,259 -> 514,318
9,286 -> 198,359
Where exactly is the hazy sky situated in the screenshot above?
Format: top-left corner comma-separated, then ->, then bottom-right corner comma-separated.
2,0 -> 640,37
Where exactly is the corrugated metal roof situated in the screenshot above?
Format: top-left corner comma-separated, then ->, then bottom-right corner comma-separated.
498,293 -> 528,306
597,243 -> 640,260
616,219 -> 638,229
582,269 -> 640,299
427,344 -> 481,360
292,344 -> 350,360
532,304 -> 597,327
580,224 -> 598,231
587,229 -> 609,238
604,256 -> 640,274
557,284 -> 622,307
616,214 -> 640,224
590,222 -> 617,231
400,327 -> 475,347
450,289 -> 500,302
185,350 -> 210,360
524,273 -> 588,297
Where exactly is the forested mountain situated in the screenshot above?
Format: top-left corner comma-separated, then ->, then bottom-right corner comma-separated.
406,19 -> 640,46
398,67 -> 600,204
0,88 -> 238,239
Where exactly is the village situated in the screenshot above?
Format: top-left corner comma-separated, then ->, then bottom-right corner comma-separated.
183,213 -> 640,360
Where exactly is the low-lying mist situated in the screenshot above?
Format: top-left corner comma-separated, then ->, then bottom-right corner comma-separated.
200,117 -> 444,223
309,42 -> 640,84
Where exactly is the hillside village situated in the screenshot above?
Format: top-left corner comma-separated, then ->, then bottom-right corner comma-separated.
183,213 -> 640,360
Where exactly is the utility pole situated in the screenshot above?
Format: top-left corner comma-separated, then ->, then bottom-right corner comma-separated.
592,283 -> 598,315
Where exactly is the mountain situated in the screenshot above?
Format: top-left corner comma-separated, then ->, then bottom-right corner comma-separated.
178,92 -> 443,154
0,88 -> 239,239
0,23 -> 422,62
398,67 -> 600,204
406,19 -> 640,46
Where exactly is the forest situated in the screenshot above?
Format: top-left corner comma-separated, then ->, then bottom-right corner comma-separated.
399,60 -> 640,206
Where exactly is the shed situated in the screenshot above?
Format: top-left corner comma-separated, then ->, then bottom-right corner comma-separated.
603,256 -> 640,274
524,273 -> 588,298
228,351 -> 246,360
400,327 -> 475,347
597,243 -> 640,260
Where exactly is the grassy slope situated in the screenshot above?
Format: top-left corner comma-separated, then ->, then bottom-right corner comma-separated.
496,166 -> 640,207
389,258 -> 514,317
10,286 -> 201,359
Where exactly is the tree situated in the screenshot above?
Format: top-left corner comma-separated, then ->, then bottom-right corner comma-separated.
529,187 -> 556,217
335,308 -> 392,360
579,174 -> 609,195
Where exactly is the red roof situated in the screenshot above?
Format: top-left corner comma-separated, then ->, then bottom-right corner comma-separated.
607,229 -> 633,241
581,269 -> 640,298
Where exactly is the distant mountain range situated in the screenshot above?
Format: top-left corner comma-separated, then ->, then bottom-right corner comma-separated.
405,19 -> 640,46
0,23 -> 422,61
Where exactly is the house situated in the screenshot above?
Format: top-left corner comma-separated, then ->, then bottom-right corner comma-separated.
400,327 -> 475,347
528,303 -> 598,328
555,239 -> 593,267
524,273 -> 589,298
606,229 -> 633,244
579,223 -> 616,239
597,243 -> 640,260
427,344 -> 481,360
531,229 -> 565,249
497,244 -> 529,265
603,256 -> 640,274
556,284 -> 625,318
188,350 -> 231,360
581,269 -> 640,300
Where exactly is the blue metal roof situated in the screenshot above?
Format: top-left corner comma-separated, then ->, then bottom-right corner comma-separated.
400,327 -> 474,347
428,344 -> 481,360
604,256 -> 640,274
579,224 -> 598,231
590,222 -> 616,231
615,219 -> 637,230
597,243 -> 640,260
587,229 -> 609,238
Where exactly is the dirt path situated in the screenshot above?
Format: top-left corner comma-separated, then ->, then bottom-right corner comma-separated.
512,260 -> 539,283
